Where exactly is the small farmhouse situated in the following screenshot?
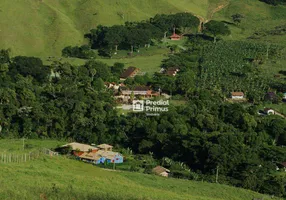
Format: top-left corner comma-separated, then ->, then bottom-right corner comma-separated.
170,29 -> 181,41
165,67 -> 180,76
283,93 -> 286,100
79,152 -> 106,164
231,92 -> 245,99
152,166 -> 170,177
120,67 -> 140,80
119,86 -> 160,99
59,142 -> 98,156
96,150 -> 124,164
264,108 -> 275,115
276,162 -> 286,172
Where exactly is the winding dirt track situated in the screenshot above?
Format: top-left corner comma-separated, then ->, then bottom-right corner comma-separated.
191,1 -> 230,32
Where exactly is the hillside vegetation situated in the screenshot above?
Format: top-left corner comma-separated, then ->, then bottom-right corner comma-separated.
1,0 -> 286,56
0,139 -> 279,200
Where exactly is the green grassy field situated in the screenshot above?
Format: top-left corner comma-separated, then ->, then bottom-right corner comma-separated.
215,0 -> 286,44
0,0 -> 209,57
42,52 -> 166,74
2,0 -> 286,57
0,139 -> 65,153
0,140 -> 280,200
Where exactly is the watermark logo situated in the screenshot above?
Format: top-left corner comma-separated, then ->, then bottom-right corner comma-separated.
132,100 -> 169,116
133,100 -> 144,112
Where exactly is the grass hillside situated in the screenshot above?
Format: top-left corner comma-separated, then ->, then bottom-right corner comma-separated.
0,0 -> 208,57
1,0 -> 285,57
0,139 -> 281,200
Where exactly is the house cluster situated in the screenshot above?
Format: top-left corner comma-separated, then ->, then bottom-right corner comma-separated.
60,142 -> 123,164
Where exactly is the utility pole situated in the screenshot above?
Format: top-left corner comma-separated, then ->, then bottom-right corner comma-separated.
215,165 -> 219,183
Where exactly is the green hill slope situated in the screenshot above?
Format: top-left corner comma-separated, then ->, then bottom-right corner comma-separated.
0,0 -> 208,56
0,156 -> 278,200
0,139 -> 279,200
0,0 -> 285,56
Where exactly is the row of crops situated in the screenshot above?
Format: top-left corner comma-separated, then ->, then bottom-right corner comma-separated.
198,41 -> 283,100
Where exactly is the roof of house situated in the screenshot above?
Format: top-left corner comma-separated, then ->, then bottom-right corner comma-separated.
152,166 -> 170,174
61,142 -> 98,152
281,162 -> 286,167
97,144 -> 113,149
120,67 -> 139,79
264,108 -> 274,112
79,152 -> 102,161
170,33 -> 181,38
79,150 -> 121,161
166,70 -> 177,76
96,150 -> 121,160
231,92 -> 244,96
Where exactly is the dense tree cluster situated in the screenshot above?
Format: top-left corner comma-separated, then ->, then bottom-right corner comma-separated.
62,45 -> 96,59
84,13 -> 200,53
204,20 -> 231,43
0,51 -> 120,142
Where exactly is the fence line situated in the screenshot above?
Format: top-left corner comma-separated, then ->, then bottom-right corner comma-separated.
0,148 -> 58,164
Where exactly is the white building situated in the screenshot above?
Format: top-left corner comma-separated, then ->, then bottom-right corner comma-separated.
231,92 -> 245,99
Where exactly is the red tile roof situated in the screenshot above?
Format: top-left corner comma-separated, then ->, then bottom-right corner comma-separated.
120,67 -> 139,79
170,33 -> 181,38
231,92 -> 244,96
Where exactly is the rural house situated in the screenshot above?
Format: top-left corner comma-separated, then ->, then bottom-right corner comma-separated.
96,150 -> 124,164
120,67 -> 140,80
264,108 -> 275,115
118,86 -> 160,100
170,28 -> 181,41
79,152 -> 106,164
231,92 -> 245,99
152,166 -> 170,177
121,86 -> 152,96
165,67 -> 180,76
276,162 -> 286,172
59,142 -> 98,156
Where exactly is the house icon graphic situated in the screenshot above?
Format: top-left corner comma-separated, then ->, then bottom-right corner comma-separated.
133,100 -> 144,112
